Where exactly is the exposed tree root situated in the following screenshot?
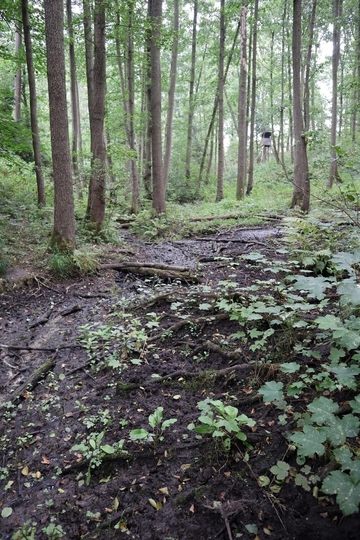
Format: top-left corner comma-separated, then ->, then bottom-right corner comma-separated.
147,313 -> 228,342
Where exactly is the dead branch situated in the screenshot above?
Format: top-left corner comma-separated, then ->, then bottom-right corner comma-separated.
100,262 -> 199,283
147,313 -> 228,342
0,343 -> 84,351
5,356 -> 57,402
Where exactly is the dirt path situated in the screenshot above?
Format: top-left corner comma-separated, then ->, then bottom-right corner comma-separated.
0,226 -> 359,540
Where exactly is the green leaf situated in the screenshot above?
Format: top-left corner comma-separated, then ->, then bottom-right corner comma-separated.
295,473 -> 311,491
321,470 -> 360,515
101,444 -> 115,454
194,424 -> 214,434
314,314 -> 341,330
199,303 -> 212,310
321,415 -> 360,446
270,461 -> 290,480
330,365 -> 360,389
291,275 -> 333,300
149,407 -> 163,429
290,425 -> 326,458
307,396 -> 338,424
280,362 -> 301,373
161,418 -> 177,430
259,381 -> 284,402
1,507 -> 12,518
130,429 -> 150,441
349,395 -> 360,413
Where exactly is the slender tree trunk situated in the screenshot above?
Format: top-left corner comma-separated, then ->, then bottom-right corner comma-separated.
14,26 -> 22,122
83,0 -> 94,154
280,0 -> 286,168
216,0 -> 225,202
149,0 -> 166,214
87,0 -> 107,229
127,0 -> 139,214
304,0 -> 317,132
44,0 -> 76,250
328,0 -> 342,187
67,0 -> 81,196
246,0 -> 258,196
22,0 -> 46,207
164,0 -> 179,187
286,12 -> 294,163
197,21 -> 241,189
185,0 -> 197,182
236,5 -> 247,200
291,0 -> 310,212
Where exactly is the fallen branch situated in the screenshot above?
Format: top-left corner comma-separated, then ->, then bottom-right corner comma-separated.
147,313 -> 228,342
100,261 -> 199,283
5,356 -> 57,402
116,362 -> 251,396
0,343 -> 84,351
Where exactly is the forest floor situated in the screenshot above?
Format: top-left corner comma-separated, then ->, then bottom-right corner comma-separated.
0,221 -> 359,540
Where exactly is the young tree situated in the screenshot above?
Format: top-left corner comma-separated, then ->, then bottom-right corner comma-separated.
215,0 -> 225,203
185,0 -> 197,182
291,0 -> 310,212
164,0 -> 179,187
149,0 -> 166,214
246,0 -> 259,196
236,5 -> 247,200
44,0 -> 76,250
328,0 -> 342,188
22,0 -> 46,207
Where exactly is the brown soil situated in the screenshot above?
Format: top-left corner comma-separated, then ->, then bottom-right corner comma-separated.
0,226 -> 359,540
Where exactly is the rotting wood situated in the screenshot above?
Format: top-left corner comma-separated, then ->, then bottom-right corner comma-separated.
5,356 -> 57,402
100,262 -> 199,283
0,343 -> 84,351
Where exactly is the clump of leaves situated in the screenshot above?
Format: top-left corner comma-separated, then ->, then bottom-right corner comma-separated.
71,432 -> 126,485
188,398 -> 255,452
130,406 -> 177,447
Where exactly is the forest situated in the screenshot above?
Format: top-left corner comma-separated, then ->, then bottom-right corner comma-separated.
0,0 -> 360,539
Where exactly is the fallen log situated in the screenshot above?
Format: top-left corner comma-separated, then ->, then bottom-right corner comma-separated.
100,261 -> 199,283
5,356 -> 57,403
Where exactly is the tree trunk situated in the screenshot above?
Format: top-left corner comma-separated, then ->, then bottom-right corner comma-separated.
291,0 -> 310,212
197,21 -> 241,190
125,0 -> 139,214
303,0 -> 317,132
328,0 -> 342,188
14,25 -> 22,122
66,0 -> 81,196
236,5 -> 247,200
87,0 -> 107,230
185,0 -> 197,182
149,0 -> 166,214
163,0 -> 178,188
246,0 -> 258,196
83,0 -> 94,153
215,0 -> 225,203
22,0 -> 46,207
44,0 -> 76,251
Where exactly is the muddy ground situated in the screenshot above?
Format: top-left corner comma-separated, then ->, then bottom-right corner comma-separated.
0,224 -> 359,540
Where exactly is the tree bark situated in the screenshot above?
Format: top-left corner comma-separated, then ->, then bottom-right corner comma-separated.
44,0 -> 76,251
185,0 -> 197,182
303,0 -> 317,132
291,0 -> 310,212
215,0 -> 225,203
14,25 -> 21,122
87,0 -> 107,230
149,0 -> 166,214
22,0 -> 46,207
246,0 -> 258,196
127,0 -> 139,213
327,0 -> 342,188
66,0 -> 82,196
164,0 -> 179,187
237,5 -> 247,200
